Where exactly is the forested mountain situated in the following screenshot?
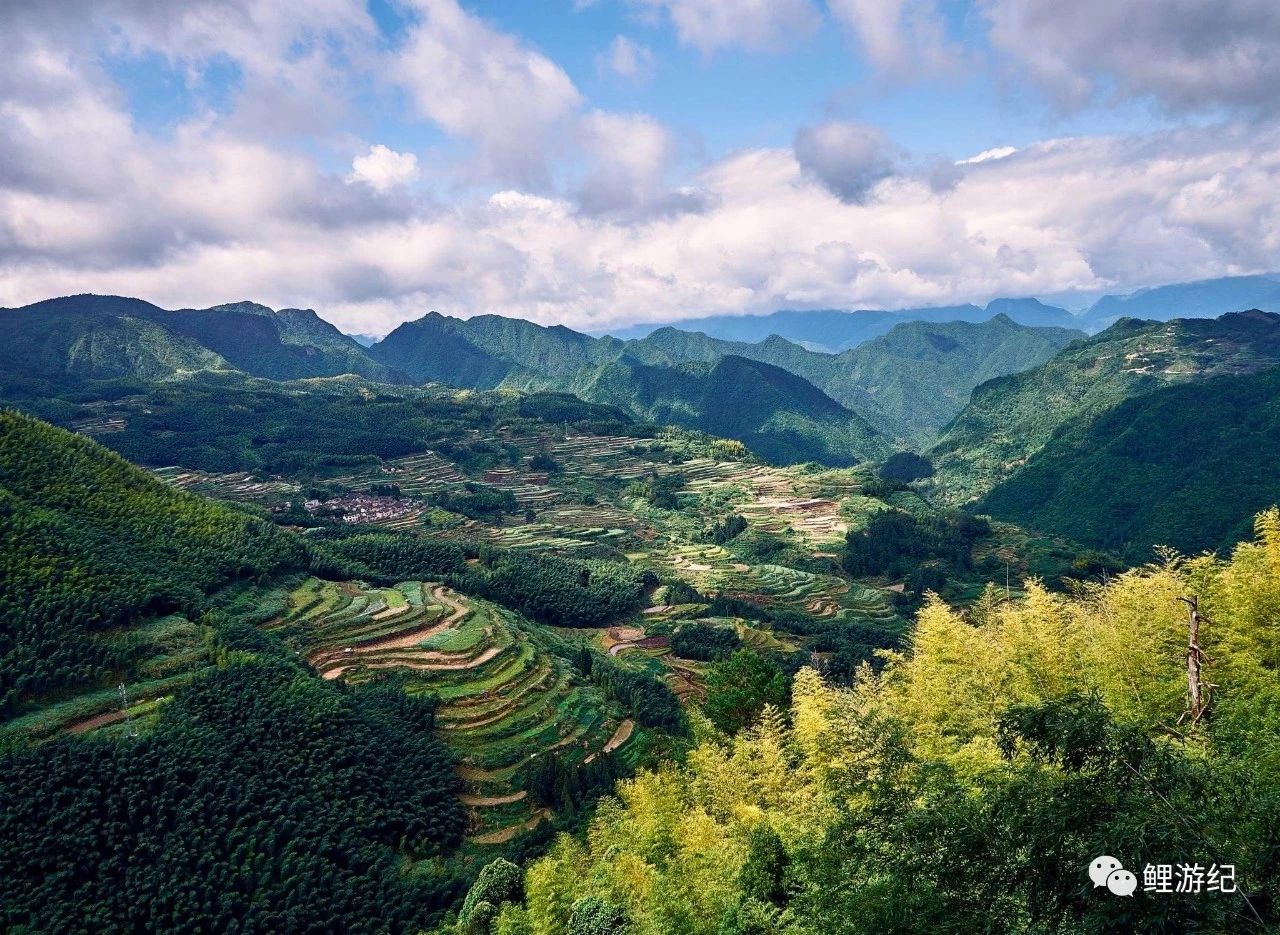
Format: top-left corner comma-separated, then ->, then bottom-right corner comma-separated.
602,298 -> 1079,348
514,354 -> 892,465
0,410 -> 308,714
367,308 -> 1077,448
928,310 -> 1280,506
0,294 -> 403,387
977,366 -> 1280,559
623,315 -> 1080,444
371,311 -> 621,386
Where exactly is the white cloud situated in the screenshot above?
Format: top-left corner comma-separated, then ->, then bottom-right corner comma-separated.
348,145 -> 419,191
575,111 -> 679,215
4,0 -> 1280,342
957,146 -> 1017,165
600,35 -> 655,82
827,0 -> 958,78
5,57 -> 1279,338
980,0 -> 1280,113
633,0 -> 820,55
395,0 -> 582,188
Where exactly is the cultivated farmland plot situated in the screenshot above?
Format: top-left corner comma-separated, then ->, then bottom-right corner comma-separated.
265,578 -> 633,844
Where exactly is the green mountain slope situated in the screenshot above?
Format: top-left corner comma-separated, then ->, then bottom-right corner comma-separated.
978,366 -> 1280,559
370,311 -> 620,386
370,309 -> 1074,452
0,296 -> 230,383
929,310 -> 1280,505
0,294 -> 402,387
0,409 -> 308,713
626,315 -> 1082,445
529,354 -> 892,465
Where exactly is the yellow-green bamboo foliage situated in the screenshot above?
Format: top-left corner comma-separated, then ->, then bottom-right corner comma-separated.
509,510 -> 1280,934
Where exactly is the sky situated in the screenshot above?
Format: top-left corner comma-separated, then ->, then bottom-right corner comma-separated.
1,1 -> 1278,335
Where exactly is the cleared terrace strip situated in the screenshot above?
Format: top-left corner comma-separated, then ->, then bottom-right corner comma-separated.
459,790 -> 528,807
437,664 -> 557,729
470,809 -> 551,846
446,676 -> 585,745
319,635 -> 506,681
584,718 -> 634,763
330,451 -> 464,495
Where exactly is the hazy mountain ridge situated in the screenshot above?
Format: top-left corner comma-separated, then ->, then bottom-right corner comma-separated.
1082,274 -> 1280,330
600,299 -> 1077,350
594,274 -> 1280,348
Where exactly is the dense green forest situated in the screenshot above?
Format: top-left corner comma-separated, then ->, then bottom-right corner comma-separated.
0,660 -> 468,933
0,410 -> 307,714
978,366 -> 1280,559
928,310 -> 1280,506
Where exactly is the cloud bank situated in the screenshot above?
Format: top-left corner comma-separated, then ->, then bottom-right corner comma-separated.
1,0 -> 1278,336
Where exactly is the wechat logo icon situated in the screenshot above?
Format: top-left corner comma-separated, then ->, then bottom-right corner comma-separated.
1090,856 -> 1137,896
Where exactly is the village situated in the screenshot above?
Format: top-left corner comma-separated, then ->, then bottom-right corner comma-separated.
302,492 -> 422,525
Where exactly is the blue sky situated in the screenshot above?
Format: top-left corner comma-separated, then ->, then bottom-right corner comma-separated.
1,1 -> 1277,333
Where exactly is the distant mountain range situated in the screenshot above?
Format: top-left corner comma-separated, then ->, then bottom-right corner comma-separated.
600,298 -> 1077,351
6,273 -> 1279,474
595,274 -> 1280,348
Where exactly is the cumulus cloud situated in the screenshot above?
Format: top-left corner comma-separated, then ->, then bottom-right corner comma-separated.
3,0 -> 1280,341
633,0 -> 820,55
981,0 -> 1280,113
793,121 -> 897,203
575,111 -> 681,215
348,145 -> 419,191
827,0 -> 958,78
599,35 -> 655,82
395,0 -> 582,188
5,66 -> 1279,338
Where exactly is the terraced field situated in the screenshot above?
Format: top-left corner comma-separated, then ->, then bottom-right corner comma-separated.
267,578 -> 631,843
635,542 -> 898,626
546,434 -> 701,483
436,502 -> 646,555
152,466 -> 300,500
330,451 -> 465,496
